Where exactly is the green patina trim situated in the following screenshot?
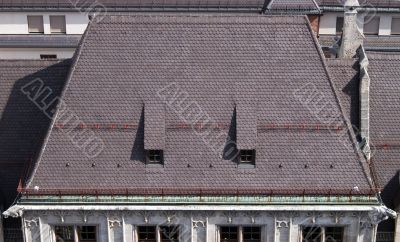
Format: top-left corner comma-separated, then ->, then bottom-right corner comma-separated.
19,194 -> 380,205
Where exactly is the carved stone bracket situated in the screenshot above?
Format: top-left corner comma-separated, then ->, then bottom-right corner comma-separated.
109,219 -> 122,228
77,210 -> 93,223
54,211 -> 71,223
137,211 -> 153,224
330,211 -> 345,224
276,220 -> 290,228
306,212 -> 322,224
24,218 -> 39,229
192,220 -> 207,228
163,211 -> 177,224
223,211 -> 236,224
242,211 -> 259,224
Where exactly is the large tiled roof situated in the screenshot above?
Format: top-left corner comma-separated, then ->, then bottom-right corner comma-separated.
367,53 -> 400,208
0,60 -> 70,207
26,15 -> 372,195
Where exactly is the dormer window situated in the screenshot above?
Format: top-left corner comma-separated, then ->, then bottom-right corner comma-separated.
239,150 -> 255,164
146,150 -> 163,165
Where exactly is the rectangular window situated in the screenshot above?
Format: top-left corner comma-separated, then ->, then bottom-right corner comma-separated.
242,227 -> 261,242
301,226 -> 344,242
160,225 -> 179,242
77,226 -> 97,242
364,16 -> 380,35
50,16 -> 66,34
27,16 -> 44,33
40,54 -> 57,60
220,226 -> 239,242
391,18 -> 400,35
54,226 -> 74,242
138,226 -> 157,242
147,150 -> 163,164
239,150 -> 255,164
325,227 -> 344,242
336,17 -> 344,35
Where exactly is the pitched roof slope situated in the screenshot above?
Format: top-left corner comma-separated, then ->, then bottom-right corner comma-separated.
367,53 -> 400,207
0,60 -> 70,206
326,59 -> 360,134
27,15 -> 371,194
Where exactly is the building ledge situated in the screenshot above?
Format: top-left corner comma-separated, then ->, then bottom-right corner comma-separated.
0,34 -> 81,48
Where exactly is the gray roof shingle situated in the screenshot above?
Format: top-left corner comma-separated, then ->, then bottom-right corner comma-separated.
26,15 -> 372,195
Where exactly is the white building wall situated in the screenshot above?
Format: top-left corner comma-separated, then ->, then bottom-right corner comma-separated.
319,12 -> 400,36
0,48 -> 75,59
0,12 -> 88,35
20,210 -> 379,242
319,12 -> 340,35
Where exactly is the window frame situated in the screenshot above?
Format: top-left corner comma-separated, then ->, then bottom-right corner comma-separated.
159,225 -> 180,242
146,149 -> 164,166
238,150 -> 256,165
300,226 -> 345,242
137,225 -> 157,242
335,16 -> 344,35
218,225 -> 262,242
27,15 -> 44,34
52,225 -> 99,242
363,16 -> 380,35
50,15 -> 66,34
391,18 -> 400,35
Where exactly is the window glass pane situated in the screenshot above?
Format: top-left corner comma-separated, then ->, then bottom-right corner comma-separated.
302,227 -> 322,242
147,150 -> 163,164
50,16 -> 66,33
138,226 -> 157,242
336,17 -> 344,35
77,226 -> 97,242
325,227 -> 344,242
220,226 -> 238,242
240,150 -> 255,163
160,226 -> 179,242
364,16 -> 380,35
54,226 -> 74,242
391,18 -> 400,35
243,226 -> 261,242
27,16 -> 44,33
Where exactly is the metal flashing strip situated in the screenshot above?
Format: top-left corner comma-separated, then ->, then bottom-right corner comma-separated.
19,194 -> 380,205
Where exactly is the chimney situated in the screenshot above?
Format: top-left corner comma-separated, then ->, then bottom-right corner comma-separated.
338,0 -> 364,58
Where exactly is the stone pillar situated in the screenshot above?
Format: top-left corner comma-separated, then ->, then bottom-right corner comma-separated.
338,0 -> 364,58
358,46 -> 371,160
0,205 -> 4,242
394,215 -> 400,242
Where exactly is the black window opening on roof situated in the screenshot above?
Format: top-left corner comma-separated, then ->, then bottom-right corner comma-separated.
40,54 -> 57,60
239,150 -> 256,165
160,225 -> 180,242
138,226 -> 157,242
146,150 -> 164,166
336,16 -> 344,35
302,226 -> 344,242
